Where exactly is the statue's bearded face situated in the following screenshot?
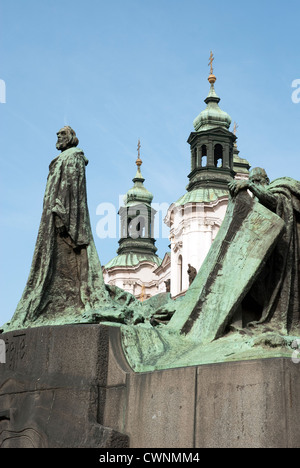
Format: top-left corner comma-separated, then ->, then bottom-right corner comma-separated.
56,128 -> 71,151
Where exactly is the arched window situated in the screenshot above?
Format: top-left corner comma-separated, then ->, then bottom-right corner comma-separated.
138,217 -> 146,237
130,216 -> 147,238
127,216 -> 132,237
214,144 -> 223,167
201,145 -> 207,167
178,255 -> 183,293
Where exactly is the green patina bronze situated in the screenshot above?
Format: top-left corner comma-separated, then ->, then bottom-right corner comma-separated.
1,127 -> 152,332
1,126 -> 299,371
119,171 -> 300,372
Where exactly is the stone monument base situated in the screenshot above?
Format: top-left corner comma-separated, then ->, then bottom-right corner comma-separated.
0,324 -> 299,448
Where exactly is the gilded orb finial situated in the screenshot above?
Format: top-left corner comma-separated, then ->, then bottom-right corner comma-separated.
208,51 -> 216,84
136,139 -> 142,167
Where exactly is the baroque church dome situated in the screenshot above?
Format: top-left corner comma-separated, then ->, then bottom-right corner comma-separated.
124,166 -> 153,208
193,74 -> 232,132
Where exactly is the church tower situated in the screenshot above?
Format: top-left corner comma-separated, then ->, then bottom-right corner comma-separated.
117,141 -> 158,260
165,53 -> 249,298
103,142 -> 162,300
187,52 -> 236,191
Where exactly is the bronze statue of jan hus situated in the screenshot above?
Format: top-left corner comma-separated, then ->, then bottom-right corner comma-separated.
7,126 -> 108,329
229,168 -> 300,336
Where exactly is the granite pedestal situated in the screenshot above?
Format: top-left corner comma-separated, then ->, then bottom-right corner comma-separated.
0,324 -> 299,448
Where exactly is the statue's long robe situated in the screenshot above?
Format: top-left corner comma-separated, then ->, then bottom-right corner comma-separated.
247,177 -> 300,335
9,147 -> 109,328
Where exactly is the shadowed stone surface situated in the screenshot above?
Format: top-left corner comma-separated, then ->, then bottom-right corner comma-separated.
0,325 -> 129,448
195,358 -> 300,448
0,324 -> 299,448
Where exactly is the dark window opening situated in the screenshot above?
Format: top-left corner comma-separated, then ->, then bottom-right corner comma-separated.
201,145 -> 207,167
214,144 -> 223,168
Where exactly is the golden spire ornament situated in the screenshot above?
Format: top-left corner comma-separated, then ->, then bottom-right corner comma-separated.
136,139 -> 142,167
208,51 -> 216,84
208,51 -> 214,74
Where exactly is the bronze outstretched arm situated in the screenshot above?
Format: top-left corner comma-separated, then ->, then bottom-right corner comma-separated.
228,180 -> 249,196
228,180 -> 277,210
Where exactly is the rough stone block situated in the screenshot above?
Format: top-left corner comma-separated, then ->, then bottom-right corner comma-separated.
0,324 -> 299,448
0,324 -> 129,448
195,358 -> 300,448
124,366 -> 197,448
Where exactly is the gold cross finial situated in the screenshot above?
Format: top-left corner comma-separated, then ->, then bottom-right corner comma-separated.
137,139 -> 141,157
208,51 -> 214,75
208,51 -> 216,84
136,139 -> 142,167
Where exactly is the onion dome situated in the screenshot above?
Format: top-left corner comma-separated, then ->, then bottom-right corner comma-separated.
193,69 -> 232,132
123,141 -> 153,208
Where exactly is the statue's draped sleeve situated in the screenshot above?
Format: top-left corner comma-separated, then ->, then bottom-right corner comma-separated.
51,150 -> 90,247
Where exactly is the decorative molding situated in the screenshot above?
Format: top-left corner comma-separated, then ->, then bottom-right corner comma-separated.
123,280 -> 135,286
173,241 -> 183,253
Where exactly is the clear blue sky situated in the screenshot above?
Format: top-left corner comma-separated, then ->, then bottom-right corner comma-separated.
1,0 -> 299,325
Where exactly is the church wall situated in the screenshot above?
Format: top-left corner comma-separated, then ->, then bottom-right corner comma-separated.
103,263 -> 161,300
169,198 -> 229,297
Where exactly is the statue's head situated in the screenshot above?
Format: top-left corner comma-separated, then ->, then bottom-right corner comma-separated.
56,126 -> 79,152
249,167 -> 270,186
